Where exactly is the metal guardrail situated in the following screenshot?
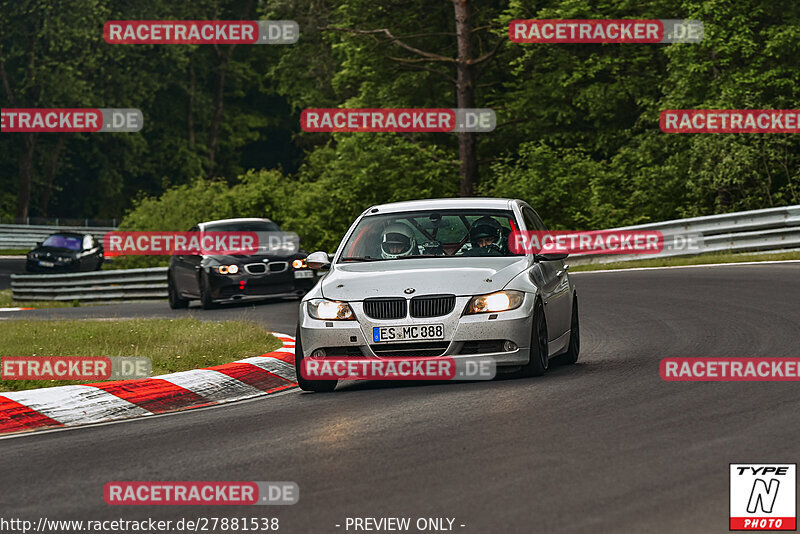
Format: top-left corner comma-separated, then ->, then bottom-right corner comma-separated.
0,223 -> 116,250
0,218 -> 118,227
569,205 -> 800,264
11,268 -> 167,302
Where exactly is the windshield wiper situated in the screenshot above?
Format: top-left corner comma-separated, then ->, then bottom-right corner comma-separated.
340,256 -> 383,262
400,254 -> 452,259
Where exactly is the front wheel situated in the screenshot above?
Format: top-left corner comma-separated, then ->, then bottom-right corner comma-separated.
521,300 -> 549,377
199,271 -> 217,310
294,326 -> 337,392
554,295 -> 579,365
168,272 -> 189,309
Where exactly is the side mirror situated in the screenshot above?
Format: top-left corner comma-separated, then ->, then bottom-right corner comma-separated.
534,253 -> 569,262
306,251 -> 331,270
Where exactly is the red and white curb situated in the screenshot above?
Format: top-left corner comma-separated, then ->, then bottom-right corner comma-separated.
0,307 -> 34,312
0,333 -> 297,435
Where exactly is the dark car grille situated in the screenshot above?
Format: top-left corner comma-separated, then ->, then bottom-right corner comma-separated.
321,346 -> 364,357
243,261 -> 288,275
268,261 -> 288,273
370,341 -> 449,357
410,295 -> 456,318
363,298 -> 407,320
460,340 -> 505,354
244,263 -> 267,274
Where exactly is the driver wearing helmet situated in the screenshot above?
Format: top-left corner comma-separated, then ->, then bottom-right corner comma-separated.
463,216 -> 504,256
380,222 -> 419,259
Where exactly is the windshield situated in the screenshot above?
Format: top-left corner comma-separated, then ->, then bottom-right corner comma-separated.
41,235 -> 82,251
339,209 -> 522,261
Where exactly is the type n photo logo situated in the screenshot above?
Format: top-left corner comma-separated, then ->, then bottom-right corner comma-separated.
730,464 -> 796,530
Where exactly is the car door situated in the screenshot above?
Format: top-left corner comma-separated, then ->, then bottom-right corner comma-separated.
522,207 -> 571,343
173,226 -> 201,296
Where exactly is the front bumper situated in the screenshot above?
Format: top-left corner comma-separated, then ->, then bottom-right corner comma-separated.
25,259 -> 79,273
205,266 -> 319,302
298,293 -> 535,367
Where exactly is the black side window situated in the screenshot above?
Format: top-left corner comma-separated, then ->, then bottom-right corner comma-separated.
522,207 -> 546,231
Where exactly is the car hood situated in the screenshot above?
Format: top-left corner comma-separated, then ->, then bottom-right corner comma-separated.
202,252 -> 300,264
321,257 -> 529,300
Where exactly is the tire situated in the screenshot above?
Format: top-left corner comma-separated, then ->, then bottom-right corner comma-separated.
199,271 -> 217,310
521,299 -> 549,377
294,325 -> 337,392
168,272 -> 189,309
555,295 -> 580,365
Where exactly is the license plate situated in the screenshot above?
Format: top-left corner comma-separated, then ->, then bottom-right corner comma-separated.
38,261 -> 54,267
373,324 -> 444,342
294,270 -> 314,279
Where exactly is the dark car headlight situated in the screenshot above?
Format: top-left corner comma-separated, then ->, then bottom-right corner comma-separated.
215,264 -> 239,274
465,290 -> 525,314
308,299 -> 355,320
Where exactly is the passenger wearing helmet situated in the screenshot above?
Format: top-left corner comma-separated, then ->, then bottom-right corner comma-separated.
463,216 -> 504,256
380,222 -> 419,259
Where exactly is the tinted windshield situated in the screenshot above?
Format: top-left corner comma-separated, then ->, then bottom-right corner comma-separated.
339,210 -> 522,261
42,235 -> 82,250
203,221 -> 281,232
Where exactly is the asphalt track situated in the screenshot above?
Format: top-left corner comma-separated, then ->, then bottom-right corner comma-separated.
1,263 -> 799,533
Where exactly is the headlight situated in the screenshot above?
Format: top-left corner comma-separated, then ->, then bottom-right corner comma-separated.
292,259 -> 306,269
308,298 -> 355,320
216,264 -> 239,274
465,290 -> 525,314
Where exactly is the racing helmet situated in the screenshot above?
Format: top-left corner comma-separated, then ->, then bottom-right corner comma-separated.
469,216 -> 503,248
380,222 -> 417,259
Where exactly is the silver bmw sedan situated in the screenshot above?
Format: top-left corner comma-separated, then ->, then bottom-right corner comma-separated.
296,198 -> 579,392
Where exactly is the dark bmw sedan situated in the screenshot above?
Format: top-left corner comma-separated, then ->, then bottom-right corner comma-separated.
168,218 -> 318,309
26,232 -> 104,273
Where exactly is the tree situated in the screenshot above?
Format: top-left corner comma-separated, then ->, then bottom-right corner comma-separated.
313,0 -> 503,195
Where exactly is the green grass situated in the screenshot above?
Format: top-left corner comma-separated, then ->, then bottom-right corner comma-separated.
0,249 -> 28,255
570,250 -> 800,272
0,318 -> 282,392
0,289 -> 86,309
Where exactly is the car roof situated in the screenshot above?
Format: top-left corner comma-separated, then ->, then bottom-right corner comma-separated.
364,197 -> 517,215
198,217 -> 275,229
